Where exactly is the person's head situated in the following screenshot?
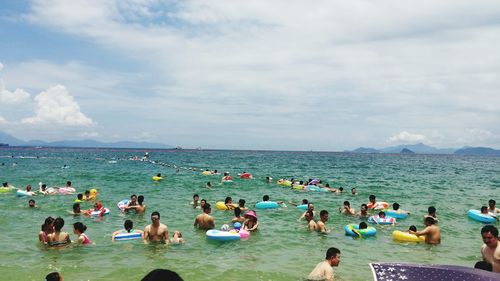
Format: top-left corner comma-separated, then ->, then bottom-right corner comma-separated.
26,184 -> 32,191
238,199 -> 246,207
301,199 -> 309,205
481,225 -> 499,248
225,197 -> 232,204
2,182 -> 7,187
45,271 -> 62,281
308,203 -> 315,211
193,194 -> 199,201
338,187 -> 344,192
305,211 -> 314,221
73,222 -> 87,234
488,199 -> 496,208
360,204 -> 368,212
369,195 -> 376,203
378,211 -> 386,218
428,206 -> 436,215
320,210 -> 329,222
130,194 -> 137,202
203,203 -> 211,214
77,193 -> 83,200
142,269 -> 183,281
41,184 -> 47,191
53,217 -> 65,232
93,201 -> 102,210
234,207 -> 241,217
28,199 -> 35,208
151,211 -> 160,223
138,195 -> 144,205
73,203 -> 80,213
325,247 -> 341,266
244,210 -> 258,221
424,216 -> 436,226
325,183 -> 330,188
481,206 -> 488,214
393,202 -> 400,211
174,231 -> 182,238
156,173 -> 161,177
200,199 -> 207,207
343,201 -> 350,208
263,195 -> 270,201
359,222 -> 368,229
409,225 -> 417,232
42,216 -> 55,231
66,181 -> 71,187
351,188 -> 357,194
474,261 -> 493,272
124,219 -> 133,232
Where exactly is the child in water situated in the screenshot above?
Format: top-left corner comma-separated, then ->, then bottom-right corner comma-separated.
171,231 -> 185,244
111,219 -> 143,241
73,222 -> 92,245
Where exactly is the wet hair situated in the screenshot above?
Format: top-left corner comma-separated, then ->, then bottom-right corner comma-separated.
41,184 -> 47,189
156,173 -> 161,177
29,199 -> 35,204
203,203 -> 211,212
73,203 -> 80,212
474,261 -> 492,272
45,272 -> 62,281
141,269 -> 183,281
234,207 -> 241,217
489,199 -> 496,205
301,199 -> 309,205
151,211 -> 160,219
239,199 -> 246,207
343,201 -> 350,207
124,220 -> 134,232
378,211 -> 386,217
359,222 -> 368,229
320,210 -> 328,217
138,195 -> 144,204
424,216 -> 436,225
393,202 -> 400,210
409,225 -> 417,232
41,216 -> 54,231
73,222 -> 87,233
481,225 -> 498,237
481,206 -> 488,213
53,217 -> 65,232
77,193 -> 83,200
225,196 -> 232,204
2,182 -> 7,187
338,187 -> 343,192
84,190 -> 90,195
369,195 -> 376,201
263,195 -> 270,201
66,181 -> 71,186
305,211 -> 314,218
193,194 -> 199,199
361,204 -> 368,210
131,194 -> 137,199
325,247 -> 341,259
428,206 -> 436,214
200,199 -> 207,204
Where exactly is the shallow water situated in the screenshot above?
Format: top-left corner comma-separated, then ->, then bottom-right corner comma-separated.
0,148 -> 499,281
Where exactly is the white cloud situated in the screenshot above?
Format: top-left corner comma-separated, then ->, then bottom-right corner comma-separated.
79,131 -> 99,138
388,131 -> 427,143
0,88 -> 31,104
21,85 -> 94,127
0,116 -> 6,124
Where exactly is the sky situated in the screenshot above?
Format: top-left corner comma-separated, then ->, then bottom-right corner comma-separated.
1,0 -> 500,151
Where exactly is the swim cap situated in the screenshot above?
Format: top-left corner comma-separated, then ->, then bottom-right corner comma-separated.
233,222 -> 242,230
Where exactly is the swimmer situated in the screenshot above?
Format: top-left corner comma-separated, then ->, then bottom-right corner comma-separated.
221,172 -> 233,183
47,217 -> 71,247
265,176 -> 273,183
339,201 -> 356,215
299,203 -> 316,220
194,204 -> 215,230
351,222 -> 368,237
111,219 -> 143,241
407,225 -> 417,233
316,210 -> 330,234
39,217 -> 54,245
262,194 -> 284,204
28,199 -> 37,208
238,199 -> 247,211
351,187 -> 358,195
84,190 -> 91,201
73,222 -> 91,245
358,204 -> 369,217
70,203 -> 81,215
231,207 -> 245,223
308,247 -> 341,281
144,211 -> 169,244
170,231 -> 185,244
125,194 -> 138,210
45,272 -> 63,281
410,217 -> 441,245
191,194 -> 200,208
84,201 -> 106,217
392,202 -> 410,215
206,182 -> 212,189
289,199 -> 308,207
424,206 -> 439,223
480,225 -> 499,272
242,210 -> 259,232
488,199 -> 500,214
75,193 -> 83,203
199,199 -> 207,211
224,196 -> 235,210
305,210 -> 318,231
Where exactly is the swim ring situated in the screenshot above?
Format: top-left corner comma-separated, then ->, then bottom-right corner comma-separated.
215,201 -> 238,210
114,232 -> 142,241
304,185 -> 328,192
392,230 -> 425,242
255,201 -> 279,209
344,224 -> 377,237
152,176 -> 163,181
467,209 -> 496,223
117,199 -> 129,211
297,204 -> 309,210
240,173 -> 252,179
368,215 -> 396,225
384,210 -> 409,219
309,179 -> 320,185
206,230 -> 247,241
201,171 -> 212,176
90,208 -> 110,217
16,189 -> 36,197
58,187 -> 76,194
277,180 -> 292,187
292,184 -> 305,190
0,186 -> 15,193
367,201 -> 390,210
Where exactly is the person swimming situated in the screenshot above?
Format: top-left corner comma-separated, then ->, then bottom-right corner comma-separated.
111,219 -> 143,241
47,217 -> 71,247
73,222 -> 92,245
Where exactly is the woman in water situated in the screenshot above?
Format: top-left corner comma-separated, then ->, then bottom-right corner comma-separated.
73,222 -> 92,245
39,216 -> 54,245
243,210 -> 259,232
111,219 -> 143,241
47,217 -> 71,247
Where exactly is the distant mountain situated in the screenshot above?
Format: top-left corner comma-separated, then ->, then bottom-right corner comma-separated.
454,147 -> 500,156
379,143 -> 455,154
400,148 -> 415,154
351,147 -> 380,153
0,131 -> 173,149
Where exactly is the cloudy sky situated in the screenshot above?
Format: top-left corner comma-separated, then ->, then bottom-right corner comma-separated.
1,0 -> 500,151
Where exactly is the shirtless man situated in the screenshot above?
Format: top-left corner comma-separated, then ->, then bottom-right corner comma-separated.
339,201 -> 355,215
134,195 -> 146,214
299,203 -> 316,220
143,211 -> 169,244
308,247 -> 341,281
194,204 -> 215,230
488,199 -> 500,214
358,204 -> 369,217
316,210 -> 329,234
480,225 -> 500,272
125,194 -> 138,211
305,211 -> 318,231
410,216 -> 441,245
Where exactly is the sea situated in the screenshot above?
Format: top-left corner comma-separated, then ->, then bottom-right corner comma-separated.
0,147 -> 498,281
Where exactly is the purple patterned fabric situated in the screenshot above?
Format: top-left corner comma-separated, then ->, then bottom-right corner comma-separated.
370,263 -> 500,281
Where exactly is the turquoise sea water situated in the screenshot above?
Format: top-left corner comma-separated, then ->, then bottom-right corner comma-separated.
0,148 -> 499,281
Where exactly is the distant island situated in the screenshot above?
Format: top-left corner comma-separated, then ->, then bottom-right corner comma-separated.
346,142 -> 500,156
0,131 -> 173,149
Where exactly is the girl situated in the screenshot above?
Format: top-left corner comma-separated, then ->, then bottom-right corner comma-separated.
73,222 -> 91,245
111,219 -> 143,241
39,216 -> 54,244
47,217 -> 71,247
